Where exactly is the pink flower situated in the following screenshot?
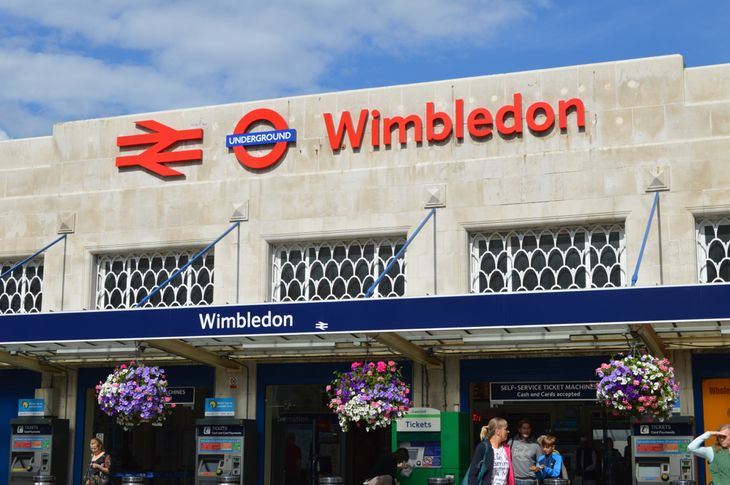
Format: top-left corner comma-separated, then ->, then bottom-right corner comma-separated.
351,362 -> 362,370
339,405 -> 345,410
120,365 -> 126,369
367,371 -> 373,376
368,362 -> 375,367
391,367 -> 396,372
388,361 -> 396,366
171,404 -> 176,408
633,380 -> 640,386
326,385 -> 331,391
164,397 -> 171,402
337,390 -> 342,395
405,388 -> 410,394
626,405 -> 632,410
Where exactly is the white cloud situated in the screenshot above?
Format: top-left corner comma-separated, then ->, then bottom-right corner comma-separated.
0,127 -> 8,141
0,0 -> 545,138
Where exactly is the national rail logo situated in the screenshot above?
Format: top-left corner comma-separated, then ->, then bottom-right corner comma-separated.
226,108 -> 297,169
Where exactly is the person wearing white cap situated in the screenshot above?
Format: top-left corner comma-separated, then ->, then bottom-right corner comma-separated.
574,436 -> 597,485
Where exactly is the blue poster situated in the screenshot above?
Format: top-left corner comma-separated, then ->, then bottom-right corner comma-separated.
18,399 -> 45,417
205,398 -> 235,416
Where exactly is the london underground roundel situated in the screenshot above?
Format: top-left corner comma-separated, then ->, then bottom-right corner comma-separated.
226,109 -> 296,169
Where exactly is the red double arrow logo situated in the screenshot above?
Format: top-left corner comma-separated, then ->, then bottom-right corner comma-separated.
116,120 -> 203,177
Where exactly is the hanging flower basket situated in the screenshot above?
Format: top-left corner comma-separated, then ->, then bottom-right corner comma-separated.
595,353 -> 679,422
96,361 -> 175,430
327,361 -> 411,432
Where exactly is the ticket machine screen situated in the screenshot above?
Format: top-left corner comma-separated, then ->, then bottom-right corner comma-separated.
10,454 -> 32,472
637,463 -> 661,480
199,458 -> 221,474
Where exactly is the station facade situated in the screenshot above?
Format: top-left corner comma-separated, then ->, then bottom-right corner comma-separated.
2,54 -> 730,485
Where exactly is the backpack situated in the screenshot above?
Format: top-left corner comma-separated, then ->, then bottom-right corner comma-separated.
460,444 -> 490,485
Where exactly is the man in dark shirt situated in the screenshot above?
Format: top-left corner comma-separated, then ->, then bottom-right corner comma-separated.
285,432 -> 302,485
575,436 -> 598,485
365,448 -> 410,485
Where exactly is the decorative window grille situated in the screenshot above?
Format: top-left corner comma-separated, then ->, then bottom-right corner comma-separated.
272,238 -> 407,302
0,259 -> 43,314
696,218 -> 730,283
470,225 -> 626,293
96,251 -> 214,309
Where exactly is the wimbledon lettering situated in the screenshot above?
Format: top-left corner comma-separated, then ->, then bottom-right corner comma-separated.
199,312 -> 293,330
323,94 -> 585,150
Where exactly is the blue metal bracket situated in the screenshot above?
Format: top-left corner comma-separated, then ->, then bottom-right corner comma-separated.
631,191 -> 660,286
364,208 -> 436,298
0,234 -> 67,280
135,222 -> 241,307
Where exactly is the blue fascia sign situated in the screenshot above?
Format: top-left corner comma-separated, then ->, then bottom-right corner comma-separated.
1,283 -> 730,344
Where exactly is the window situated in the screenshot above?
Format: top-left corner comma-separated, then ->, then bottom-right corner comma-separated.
0,259 -> 43,314
96,251 -> 214,309
271,238 -> 406,301
470,225 -> 625,293
697,218 -> 730,283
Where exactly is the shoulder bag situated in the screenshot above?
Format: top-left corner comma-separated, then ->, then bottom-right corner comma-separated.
460,444 -> 490,485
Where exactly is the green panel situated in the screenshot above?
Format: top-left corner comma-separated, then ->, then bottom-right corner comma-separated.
441,412 -> 471,484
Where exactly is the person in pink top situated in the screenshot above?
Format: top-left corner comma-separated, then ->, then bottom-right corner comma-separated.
467,417 -> 515,485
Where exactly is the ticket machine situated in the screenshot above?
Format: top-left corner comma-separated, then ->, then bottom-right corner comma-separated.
195,417 -> 256,485
631,417 -> 695,485
393,408 -> 470,485
8,417 -> 69,483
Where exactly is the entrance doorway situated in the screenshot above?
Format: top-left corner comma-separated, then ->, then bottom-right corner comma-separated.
264,384 -> 391,485
83,386 -> 211,485
469,384 -> 631,485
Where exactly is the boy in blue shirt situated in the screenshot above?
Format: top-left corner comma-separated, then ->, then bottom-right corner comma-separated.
531,435 -> 563,482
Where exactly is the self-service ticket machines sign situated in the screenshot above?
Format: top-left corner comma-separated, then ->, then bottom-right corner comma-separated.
195,417 -> 256,485
9,417 -> 69,482
631,418 -> 694,484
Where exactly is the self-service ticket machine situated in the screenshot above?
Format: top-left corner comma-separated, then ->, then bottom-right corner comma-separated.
392,408 -> 470,485
195,417 -> 256,485
631,417 -> 695,485
8,417 -> 69,483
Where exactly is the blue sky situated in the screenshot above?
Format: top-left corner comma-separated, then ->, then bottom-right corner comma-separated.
0,0 -> 729,140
